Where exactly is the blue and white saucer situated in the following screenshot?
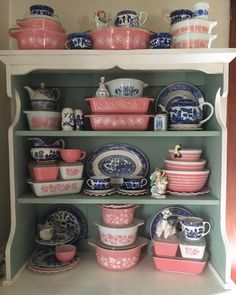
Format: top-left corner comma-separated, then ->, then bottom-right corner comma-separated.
83,186 -> 117,196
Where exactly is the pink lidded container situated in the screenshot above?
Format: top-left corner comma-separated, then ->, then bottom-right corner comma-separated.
179,232 -> 206,260
59,162 -> 84,180
99,205 -> 139,226
28,163 -> 59,181
85,97 -> 154,114
153,234 -> 179,257
88,237 -> 148,271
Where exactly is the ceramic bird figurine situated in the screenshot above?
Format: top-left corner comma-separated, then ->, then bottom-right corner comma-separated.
174,144 -> 182,158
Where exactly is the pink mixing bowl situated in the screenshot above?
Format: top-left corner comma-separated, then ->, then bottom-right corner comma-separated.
164,169 -> 210,192
164,159 -> 206,171
89,27 -> 151,50
88,237 -> 147,271
168,149 -> 202,162
99,205 -> 139,226
9,28 -> 67,49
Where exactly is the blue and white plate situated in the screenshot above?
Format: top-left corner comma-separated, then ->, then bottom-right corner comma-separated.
39,205 -> 87,243
155,82 -> 205,112
86,143 -> 149,184
150,206 -> 193,240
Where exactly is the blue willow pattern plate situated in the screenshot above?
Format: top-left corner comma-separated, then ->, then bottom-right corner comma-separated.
28,248 -> 79,273
39,205 -> 87,243
150,206 -> 193,240
86,143 -> 149,183
155,82 -> 205,112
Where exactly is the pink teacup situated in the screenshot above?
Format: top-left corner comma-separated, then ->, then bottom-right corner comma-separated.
60,148 -> 86,163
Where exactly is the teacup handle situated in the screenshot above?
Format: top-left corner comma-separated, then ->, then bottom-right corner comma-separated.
86,179 -> 93,189
140,178 -> 147,188
138,11 -> 148,27
163,14 -> 171,24
65,40 -> 70,50
79,150 -> 86,160
202,222 -> 211,237
51,88 -> 60,101
199,102 -> 214,125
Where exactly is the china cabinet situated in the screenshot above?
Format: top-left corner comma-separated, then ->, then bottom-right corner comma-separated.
0,49 -> 236,289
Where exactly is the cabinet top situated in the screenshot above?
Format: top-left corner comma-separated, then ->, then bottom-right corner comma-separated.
0,49 -> 236,75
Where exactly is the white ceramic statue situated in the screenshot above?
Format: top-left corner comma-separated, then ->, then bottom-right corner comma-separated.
150,168 -> 168,198
95,76 -> 110,97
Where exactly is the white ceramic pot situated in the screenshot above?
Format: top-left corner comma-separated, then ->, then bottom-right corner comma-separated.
95,218 -> 144,247
59,162 -> 84,180
24,111 -> 60,130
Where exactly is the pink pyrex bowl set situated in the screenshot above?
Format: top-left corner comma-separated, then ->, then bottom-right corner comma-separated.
9,3 -> 217,49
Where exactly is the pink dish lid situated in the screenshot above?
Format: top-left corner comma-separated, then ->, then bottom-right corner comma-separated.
28,161 -> 58,168
58,161 -> 83,167
95,218 -> 144,229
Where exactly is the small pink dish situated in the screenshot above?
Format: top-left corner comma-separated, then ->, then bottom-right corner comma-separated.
28,163 -> 59,181
99,205 -> 139,226
153,235 -> 179,257
89,27 -> 151,50
164,159 -> 206,171
55,244 -> 76,263
85,114 -> 153,131
168,149 -> 202,162
88,237 -> 148,271
152,251 -> 208,275
85,97 -> 154,114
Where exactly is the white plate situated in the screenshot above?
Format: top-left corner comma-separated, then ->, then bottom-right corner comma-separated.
86,144 -> 149,184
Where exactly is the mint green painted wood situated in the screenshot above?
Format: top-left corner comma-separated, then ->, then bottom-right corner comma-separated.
15,131 -> 221,137
17,192 -> 220,205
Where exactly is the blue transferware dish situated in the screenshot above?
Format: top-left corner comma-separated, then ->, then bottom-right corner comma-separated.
168,98 -> 214,125
114,10 -> 148,28
165,9 -> 193,25
30,4 -> 54,17
86,176 -> 111,190
65,33 -> 92,49
30,147 -> 61,162
31,99 -> 59,111
106,78 -> 148,97
150,32 -> 172,49
28,138 -> 65,148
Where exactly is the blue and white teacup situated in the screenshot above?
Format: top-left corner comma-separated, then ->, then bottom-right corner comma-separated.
122,176 -> 147,190
114,10 -> 148,28
164,9 -> 193,25
181,217 -> 211,240
193,2 -> 209,19
87,176 -> 111,190
150,32 -> 172,49
168,99 -> 214,125
65,33 -> 92,50
30,4 -> 55,17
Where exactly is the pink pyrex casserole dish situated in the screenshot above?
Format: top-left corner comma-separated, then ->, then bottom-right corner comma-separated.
89,237 -> 148,270
16,17 -> 65,32
89,27 -> 151,50
85,97 -> 154,114
85,114 -> 153,130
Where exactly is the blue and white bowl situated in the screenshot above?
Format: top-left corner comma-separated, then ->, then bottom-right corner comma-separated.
65,33 -> 92,49
30,147 -> 61,162
30,5 -> 55,17
106,78 -> 148,97
169,9 -> 193,25
31,99 -> 59,111
150,32 -> 172,49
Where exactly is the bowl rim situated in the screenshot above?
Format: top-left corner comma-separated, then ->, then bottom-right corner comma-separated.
164,159 -> 206,165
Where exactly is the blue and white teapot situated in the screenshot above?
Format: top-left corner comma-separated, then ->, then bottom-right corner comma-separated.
168,99 -> 214,125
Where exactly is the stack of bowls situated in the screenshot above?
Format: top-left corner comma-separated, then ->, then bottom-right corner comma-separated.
9,4 -> 67,49
166,7 -> 217,48
89,204 -> 147,270
163,148 -> 210,193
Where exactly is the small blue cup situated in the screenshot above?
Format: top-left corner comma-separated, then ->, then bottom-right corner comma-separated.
66,33 -> 92,49
87,176 -> 110,190
30,5 -> 54,17
150,33 -> 172,49
165,9 -> 193,25
122,176 -> 147,190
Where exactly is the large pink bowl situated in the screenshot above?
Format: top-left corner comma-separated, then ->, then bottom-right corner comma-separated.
163,169 -> 210,192
85,97 -> 154,114
9,28 -> 67,49
99,205 -> 139,226
16,17 -> 65,32
89,27 -> 151,50
164,159 -> 206,171
88,237 -> 147,271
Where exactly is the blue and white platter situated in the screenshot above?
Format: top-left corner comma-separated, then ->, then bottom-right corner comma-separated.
155,82 -> 205,112
28,248 -> 79,273
86,143 -> 149,184
150,206 -> 193,240
39,205 -> 87,243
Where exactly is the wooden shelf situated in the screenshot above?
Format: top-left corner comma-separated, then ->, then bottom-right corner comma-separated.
15,130 -> 221,137
17,192 -> 220,205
